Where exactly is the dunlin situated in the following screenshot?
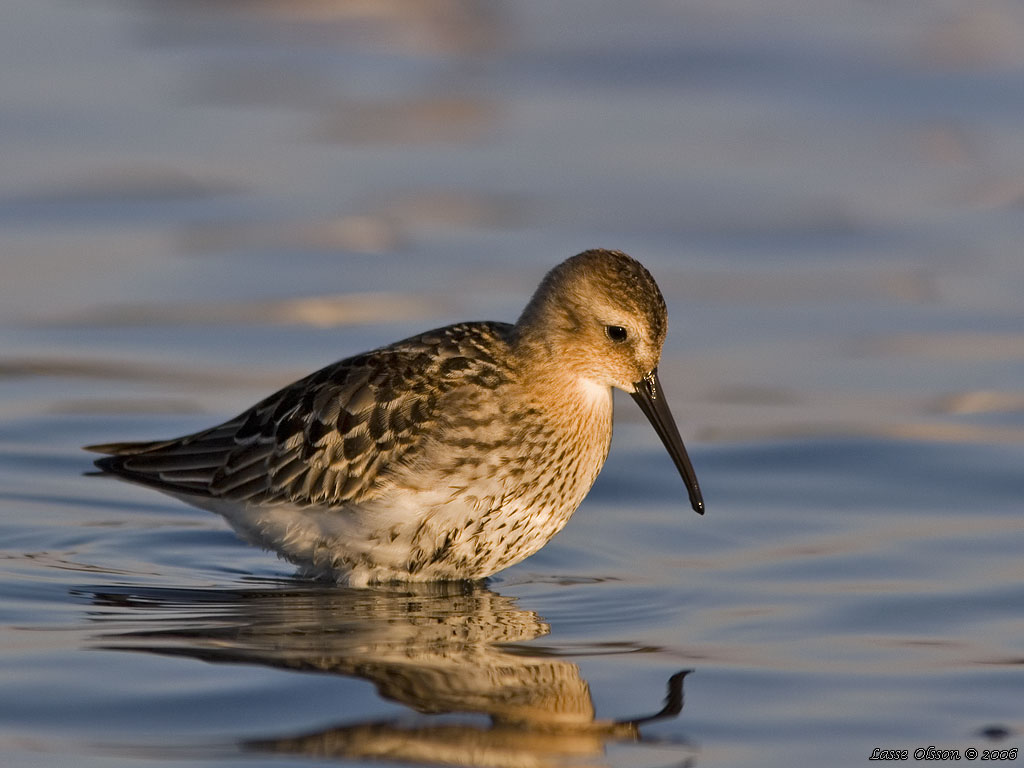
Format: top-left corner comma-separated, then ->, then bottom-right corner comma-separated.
87,250 -> 704,585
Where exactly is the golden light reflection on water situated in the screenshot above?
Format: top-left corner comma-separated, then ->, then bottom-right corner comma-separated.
157,0 -> 498,54
43,291 -> 447,329
179,192 -> 530,255
923,7 -> 1024,66
182,215 -> 404,254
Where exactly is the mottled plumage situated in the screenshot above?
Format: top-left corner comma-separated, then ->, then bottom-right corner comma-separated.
88,249 -> 703,585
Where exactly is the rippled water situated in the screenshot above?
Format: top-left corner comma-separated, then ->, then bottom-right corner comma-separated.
2,1 -> 1023,766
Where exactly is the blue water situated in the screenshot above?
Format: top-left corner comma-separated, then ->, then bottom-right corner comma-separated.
2,1 -> 1023,766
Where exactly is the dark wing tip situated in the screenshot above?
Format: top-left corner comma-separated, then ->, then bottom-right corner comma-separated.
84,440 -> 174,456
84,442 -> 121,455
89,451 -> 219,498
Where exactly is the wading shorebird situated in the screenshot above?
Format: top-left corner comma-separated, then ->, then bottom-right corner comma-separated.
87,250 -> 704,585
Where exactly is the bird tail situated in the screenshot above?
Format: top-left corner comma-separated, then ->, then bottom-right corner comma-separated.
84,439 -> 179,456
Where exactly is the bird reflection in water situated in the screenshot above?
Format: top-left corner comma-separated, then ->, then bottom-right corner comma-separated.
81,581 -> 693,767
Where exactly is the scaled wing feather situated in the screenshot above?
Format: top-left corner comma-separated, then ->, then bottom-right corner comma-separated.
90,322 -> 513,509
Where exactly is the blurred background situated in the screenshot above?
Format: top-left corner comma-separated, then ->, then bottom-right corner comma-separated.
4,0 -> 1023,442
1,1 -> 1023,767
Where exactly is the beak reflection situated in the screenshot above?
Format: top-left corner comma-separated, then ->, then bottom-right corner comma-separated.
629,368 -> 705,515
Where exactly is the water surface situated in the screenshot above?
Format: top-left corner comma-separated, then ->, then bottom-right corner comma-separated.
1,1 -> 1023,766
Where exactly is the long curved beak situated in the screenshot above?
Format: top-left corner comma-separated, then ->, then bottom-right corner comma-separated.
630,368 -> 705,515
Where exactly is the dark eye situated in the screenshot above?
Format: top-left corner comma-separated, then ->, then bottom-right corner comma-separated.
605,325 -> 628,343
